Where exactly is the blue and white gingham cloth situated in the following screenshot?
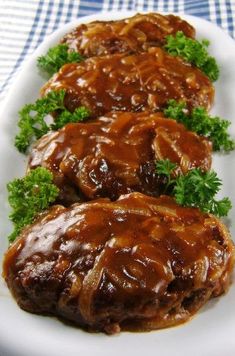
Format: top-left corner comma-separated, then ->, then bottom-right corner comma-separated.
0,0 -> 234,102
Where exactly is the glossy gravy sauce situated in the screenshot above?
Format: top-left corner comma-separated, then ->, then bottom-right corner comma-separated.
42,48 -> 214,117
3,193 -> 234,333
29,111 -> 212,202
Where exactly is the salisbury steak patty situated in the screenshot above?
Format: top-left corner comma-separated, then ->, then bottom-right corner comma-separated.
3,193 -> 235,334
61,13 -> 195,57
28,111 -> 212,203
41,48 -> 214,116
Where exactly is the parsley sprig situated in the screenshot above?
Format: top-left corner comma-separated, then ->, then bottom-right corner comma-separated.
37,44 -> 84,76
7,167 -> 59,242
164,99 -> 235,152
164,31 -> 219,81
156,159 -> 232,217
15,89 -> 90,153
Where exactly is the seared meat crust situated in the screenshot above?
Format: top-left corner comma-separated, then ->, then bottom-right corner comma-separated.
3,193 -> 235,334
29,111 -> 212,203
62,13 -> 195,57
42,48 -> 214,116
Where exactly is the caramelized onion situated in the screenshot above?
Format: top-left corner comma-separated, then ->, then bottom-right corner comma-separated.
3,193 -> 234,333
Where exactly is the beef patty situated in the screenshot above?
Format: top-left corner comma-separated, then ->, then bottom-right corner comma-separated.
3,193 -> 235,334
41,47 -> 214,117
61,13 -> 195,57
28,111 -> 212,204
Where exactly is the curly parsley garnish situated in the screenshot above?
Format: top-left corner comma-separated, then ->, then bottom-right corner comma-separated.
164,99 -> 235,152
37,44 -> 84,76
164,31 -> 219,81
51,106 -> 91,130
7,167 -> 59,242
156,159 -> 232,217
15,89 -> 90,153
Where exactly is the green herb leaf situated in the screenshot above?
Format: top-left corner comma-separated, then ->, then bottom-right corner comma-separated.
156,159 -> 177,178
164,99 -> 235,152
15,89 -> 90,153
37,44 -> 84,76
7,167 -> 59,242
164,31 -> 219,81
156,159 -> 231,217
51,106 -> 91,130
206,197 -> 232,217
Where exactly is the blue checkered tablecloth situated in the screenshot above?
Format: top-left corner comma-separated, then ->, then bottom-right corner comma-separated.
0,0 -> 234,102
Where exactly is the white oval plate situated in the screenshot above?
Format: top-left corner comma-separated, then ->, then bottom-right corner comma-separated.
0,11 -> 235,356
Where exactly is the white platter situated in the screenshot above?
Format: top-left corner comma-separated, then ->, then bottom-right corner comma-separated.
0,11 -> 235,356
